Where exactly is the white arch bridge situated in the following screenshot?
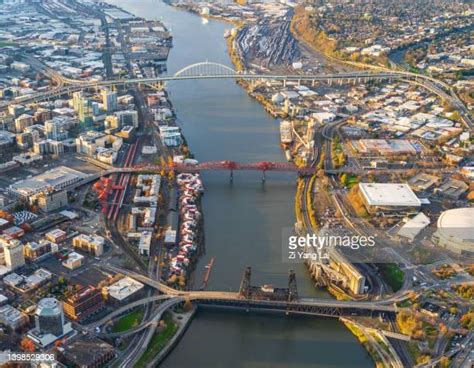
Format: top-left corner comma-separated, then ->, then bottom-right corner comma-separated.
173,61 -> 236,77
108,60 -> 415,85
6,61 -> 472,128
9,61 -> 438,102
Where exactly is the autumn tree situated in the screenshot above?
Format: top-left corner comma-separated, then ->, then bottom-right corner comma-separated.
20,337 -> 35,352
439,357 -> 450,368
183,298 -> 193,312
460,311 -> 474,330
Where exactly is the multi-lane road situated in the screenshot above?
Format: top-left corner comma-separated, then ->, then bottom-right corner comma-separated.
4,63 -> 473,129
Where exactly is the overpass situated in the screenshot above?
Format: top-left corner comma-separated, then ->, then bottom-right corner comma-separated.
91,291 -> 400,338
103,265 -> 400,316
101,297 -> 184,339
103,295 -> 398,340
86,294 -> 172,331
4,61 -> 472,128
2,68 -> 399,107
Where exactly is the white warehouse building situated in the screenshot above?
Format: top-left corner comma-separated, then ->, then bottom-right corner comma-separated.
359,183 -> 421,216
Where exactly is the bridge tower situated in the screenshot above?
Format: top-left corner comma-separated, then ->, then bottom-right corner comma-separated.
288,269 -> 298,302
239,266 -> 252,299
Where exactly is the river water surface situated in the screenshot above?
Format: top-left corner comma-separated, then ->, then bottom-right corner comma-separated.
107,1 -> 374,366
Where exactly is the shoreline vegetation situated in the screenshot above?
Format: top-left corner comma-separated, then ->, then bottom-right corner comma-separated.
341,319 -> 386,367
225,29 -> 245,72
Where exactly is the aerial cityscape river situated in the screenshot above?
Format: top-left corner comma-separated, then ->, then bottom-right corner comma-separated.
108,0 -> 374,365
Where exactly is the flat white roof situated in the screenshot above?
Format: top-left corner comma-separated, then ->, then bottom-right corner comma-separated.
10,166 -> 87,196
359,183 -> 421,207
106,276 -> 144,301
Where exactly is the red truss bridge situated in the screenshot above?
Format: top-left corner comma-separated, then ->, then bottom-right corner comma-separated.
109,160 -> 315,176
95,161 -> 311,214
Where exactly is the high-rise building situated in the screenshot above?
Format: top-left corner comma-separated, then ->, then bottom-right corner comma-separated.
8,104 -> 25,118
101,89 -> 118,112
72,92 -> 93,126
72,92 -> 83,112
34,298 -> 64,337
34,108 -> 52,124
91,101 -> 100,116
78,99 -> 93,126
44,117 -> 70,141
115,110 -> 139,128
16,132 -> 33,149
28,297 -> 73,348
63,286 -> 104,322
2,238 -> 25,270
14,114 -> 33,133
44,120 -> 60,140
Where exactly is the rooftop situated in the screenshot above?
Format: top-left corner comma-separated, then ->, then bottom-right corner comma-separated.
9,166 -> 87,197
359,183 -> 422,207
59,335 -> 114,366
398,212 -> 431,241
105,276 -> 144,301
437,208 -> 474,243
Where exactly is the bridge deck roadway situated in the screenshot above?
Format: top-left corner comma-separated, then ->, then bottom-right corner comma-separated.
3,69 -> 470,129
102,298 -> 184,339
102,296 -> 399,339
86,294 -> 172,330
102,265 -> 398,312
4,69 -> 471,130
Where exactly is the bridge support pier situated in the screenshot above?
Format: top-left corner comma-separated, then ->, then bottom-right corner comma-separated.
261,171 -> 266,183
230,170 -> 233,182
239,267 -> 252,299
288,269 -> 298,302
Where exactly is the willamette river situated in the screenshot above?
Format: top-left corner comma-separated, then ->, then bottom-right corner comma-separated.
108,0 -> 373,366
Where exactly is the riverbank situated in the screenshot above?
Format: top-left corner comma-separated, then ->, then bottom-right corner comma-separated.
145,308 -> 196,367
133,312 -> 178,368
170,2 -> 244,29
106,1 -> 374,366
